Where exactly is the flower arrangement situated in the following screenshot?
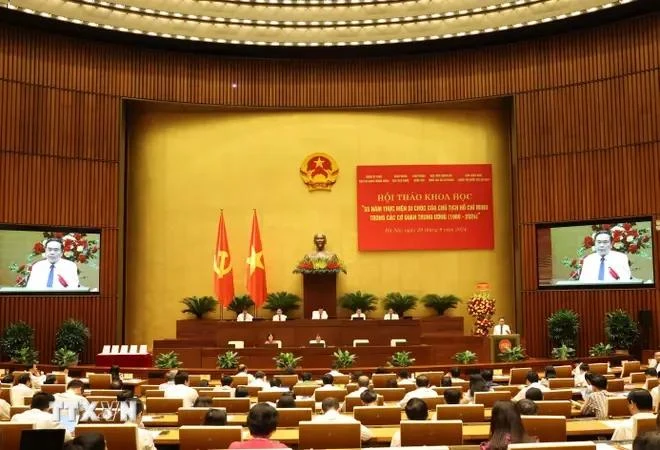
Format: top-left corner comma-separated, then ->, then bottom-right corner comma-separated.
466,291 -> 496,336
561,222 -> 652,280
293,254 -> 347,274
8,232 -> 100,287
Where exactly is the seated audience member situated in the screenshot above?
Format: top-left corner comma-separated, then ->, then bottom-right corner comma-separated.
311,307 -> 328,320
109,365 -> 121,382
467,374 -> 489,402
373,367 -> 388,375
525,387 -> 543,401
250,371 -> 270,389
237,309 -> 253,322
384,308 -> 399,320
515,399 -> 538,416
581,372 -> 596,401
265,378 -> 289,392
443,389 -> 462,405
236,364 -> 256,384
441,376 -> 453,387
513,371 -> 550,402
313,397 -> 372,442
351,371 -> 364,383
580,374 -> 609,419
346,376 -> 370,398
449,368 -> 463,383
399,375 -> 438,408
272,309 -> 287,322
43,374 -> 57,385
350,308 -> 366,320
54,379 -> 91,414
390,398 -> 428,447
2,374 -> 15,383
643,368 -> 657,391
310,334 -> 325,346
229,402 -> 288,448
0,397 -> 9,420
11,392 -> 72,441
328,364 -> 344,377
397,370 -> 415,385
544,366 -> 557,380
204,408 -> 228,426
481,369 -> 498,389
481,400 -> 533,450
276,394 -> 296,409
194,397 -> 213,407
317,374 -> 336,390
385,379 -> 398,388
633,431 -> 660,450
110,379 -> 123,390
214,375 -> 236,396
234,386 -> 249,398
299,372 -> 316,385
360,389 -> 378,406
611,389 -> 656,440
10,373 -> 33,406
164,371 -> 199,407
62,433 -> 106,450
573,362 -> 589,388
28,364 -> 47,390
124,398 -> 156,450
159,369 -> 177,391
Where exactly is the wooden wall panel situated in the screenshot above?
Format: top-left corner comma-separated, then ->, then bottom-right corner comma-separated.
1,12 -> 660,359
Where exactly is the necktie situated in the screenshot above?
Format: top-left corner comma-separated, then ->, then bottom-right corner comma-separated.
598,257 -> 605,281
500,325 -> 503,334
46,264 -> 55,288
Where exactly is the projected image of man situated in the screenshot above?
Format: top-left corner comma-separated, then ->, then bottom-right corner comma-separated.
578,231 -> 631,283
26,239 -> 79,289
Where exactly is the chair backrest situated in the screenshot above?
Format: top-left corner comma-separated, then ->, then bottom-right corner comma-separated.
588,363 -> 608,375
553,366 -> 573,378
292,384 -> 317,397
436,404 -> 485,422
245,385 -> 263,397
294,398 -> 315,410
88,374 -> 112,389
622,361 -> 641,377
188,375 -> 205,387
629,372 -> 646,384
433,386 -> 466,394
353,406 -> 401,425
535,401 -> 572,418
22,396 -> 33,406
419,396 -> 445,409
146,397 -> 183,413
607,397 -> 630,417
473,390 -> 511,407
343,394 -> 384,412
371,373 -> 396,388
401,420 -> 463,446
0,422 -> 33,450
373,388 -> 405,401
0,387 -> 10,403
548,378 -> 574,389
75,423 -> 138,450
258,390 -> 290,403
19,429 -> 66,450
178,407 -> 226,426
522,415 -> 567,442
128,345 -> 138,353
276,407 -> 312,427
418,372 -> 445,387
179,425 -> 242,450
633,415 -> 657,437
333,375 -> 350,385
647,378 -> 659,390
345,383 -> 358,394
509,443 -> 596,450
453,380 -> 469,391
509,368 -> 532,385
298,421 -> 361,449
315,389 -> 347,402
144,389 -> 165,398
542,389 -> 573,401
230,376 -> 248,387
212,397 -> 251,413
10,406 -> 30,417
607,379 -> 625,392
273,375 -> 299,388
40,384 -> 66,394
491,385 -> 520,397
199,390 -> 231,399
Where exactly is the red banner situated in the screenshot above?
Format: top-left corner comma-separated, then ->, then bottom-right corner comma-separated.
357,165 -> 493,251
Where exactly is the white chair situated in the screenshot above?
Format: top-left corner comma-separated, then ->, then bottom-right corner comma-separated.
353,339 -> 370,347
228,341 -> 244,349
101,345 -> 111,354
128,345 -> 138,353
110,345 -> 120,354
119,345 -> 129,354
390,339 -> 407,347
138,345 -> 148,354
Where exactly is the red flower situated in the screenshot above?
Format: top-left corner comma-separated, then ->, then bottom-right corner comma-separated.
623,223 -> 632,231
78,254 -> 87,263
91,246 -> 98,254
628,244 -> 638,254
16,276 -> 22,283
602,224 -> 611,231
583,236 -> 594,248
33,242 -> 45,253
74,233 -> 83,240
643,236 -> 650,243
63,241 -> 73,251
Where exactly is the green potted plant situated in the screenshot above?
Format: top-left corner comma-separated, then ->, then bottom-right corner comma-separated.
52,348 -> 79,367
382,292 -> 418,317
547,309 -> 580,349
339,291 -> 378,313
453,350 -> 477,364
421,294 -> 461,315
605,309 -> 640,353
551,344 -> 575,360
589,342 -> 613,357
216,351 -> 241,369
273,352 -> 302,371
332,349 -> 357,369
15,346 -> 39,365
0,321 -> 35,361
154,351 -> 183,369
228,295 -> 255,316
263,292 -> 302,316
55,319 -> 90,356
499,345 -> 526,362
388,351 -> 416,367
181,296 -> 218,319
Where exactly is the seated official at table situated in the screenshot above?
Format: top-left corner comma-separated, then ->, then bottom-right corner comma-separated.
351,308 -> 367,320
311,307 -> 328,320
237,309 -> 253,322
492,317 -> 511,335
384,308 -> 399,320
272,308 -> 287,322
264,333 -> 277,345
309,333 -> 326,347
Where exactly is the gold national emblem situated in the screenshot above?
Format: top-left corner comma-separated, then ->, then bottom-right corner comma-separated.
299,153 -> 339,191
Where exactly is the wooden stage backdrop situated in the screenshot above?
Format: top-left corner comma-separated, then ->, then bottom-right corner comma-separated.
1,12 -> 660,362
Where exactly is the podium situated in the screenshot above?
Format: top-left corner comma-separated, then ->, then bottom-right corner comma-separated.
302,272 -> 337,318
489,334 -> 520,362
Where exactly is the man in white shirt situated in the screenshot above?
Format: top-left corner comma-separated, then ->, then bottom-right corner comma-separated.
236,309 -> 253,322
350,308 -> 366,320
316,374 -> 339,391
164,371 -> 199,407
12,393 -> 73,441
573,362 -> 589,388
54,379 -> 91,414
512,371 -> 550,402
384,309 -> 399,320
397,370 -> 415,385
328,365 -> 344,377
213,375 -> 236,397
311,307 -> 328,320
263,378 -> 290,393
236,364 -> 256,384
390,398 -> 429,447
579,230 -> 632,283
611,389 -> 656,440
0,397 -> 9,420
10,373 -> 34,406
119,398 -> 156,450
398,375 -> 438,408
26,238 -> 80,289
158,369 -> 177,391
249,371 -> 271,389
272,308 -> 287,322
313,397 -> 373,442
345,376 -> 370,398
492,317 -> 511,335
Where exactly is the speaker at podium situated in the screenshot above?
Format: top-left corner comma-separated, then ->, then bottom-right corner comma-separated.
490,334 -> 521,362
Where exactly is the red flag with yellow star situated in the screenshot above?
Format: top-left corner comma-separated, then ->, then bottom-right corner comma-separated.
246,210 -> 267,308
213,211 -> 235,307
